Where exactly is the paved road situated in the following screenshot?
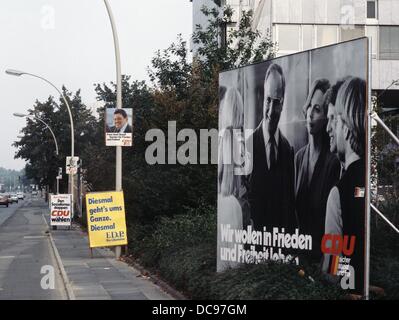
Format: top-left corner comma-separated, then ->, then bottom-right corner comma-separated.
0,196 -> 67,299
0,199 -> 21,226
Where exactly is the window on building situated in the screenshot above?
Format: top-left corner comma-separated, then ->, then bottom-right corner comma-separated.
340,26 -> 365,42
277,25 -> 301,52
380,26 -> 399,60
316,25 -> 338,47
367,1 -> 377,19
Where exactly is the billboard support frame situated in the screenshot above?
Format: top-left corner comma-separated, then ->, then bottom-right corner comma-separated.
367,42 -> 399,299
365,38 -> 372,300
369,111 -> 399,234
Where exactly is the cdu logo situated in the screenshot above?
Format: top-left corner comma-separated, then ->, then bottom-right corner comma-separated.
321,234 -> 356,256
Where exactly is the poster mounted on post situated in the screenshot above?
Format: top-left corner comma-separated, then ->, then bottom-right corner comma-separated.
66,156 -> 79,175
50,194 -> 72,227
85,191 -> 128,248
217,38 -> 370,296
105,108 -> 133,147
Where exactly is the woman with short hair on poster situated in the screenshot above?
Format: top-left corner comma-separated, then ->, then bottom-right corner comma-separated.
294,79 -> 341,263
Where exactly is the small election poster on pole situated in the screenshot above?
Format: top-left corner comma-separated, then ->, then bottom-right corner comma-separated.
66,156 -> 79,175
50,194 -> 72,227
85,191 -> 128,248
105,108 -> 133,147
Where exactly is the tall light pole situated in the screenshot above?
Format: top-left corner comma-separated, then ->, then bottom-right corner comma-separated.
13,113 -> 61,194
6,69 -> 75,216
13,113 -> 59,156
104,0 -> 123,259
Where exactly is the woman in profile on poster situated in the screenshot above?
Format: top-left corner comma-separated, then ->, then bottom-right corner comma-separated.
294,79 -> 341,263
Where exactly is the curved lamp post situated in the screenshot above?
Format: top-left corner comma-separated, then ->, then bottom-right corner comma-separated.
13,113 -> 59,156
6,69 -> 75,214
14,112 -> 61,194
104,0 -> 123,259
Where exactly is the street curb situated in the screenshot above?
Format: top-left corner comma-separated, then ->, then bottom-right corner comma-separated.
42,214 -> 76,300
73,222 -> 187,300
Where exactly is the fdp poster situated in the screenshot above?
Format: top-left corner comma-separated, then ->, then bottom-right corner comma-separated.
86,191 -> 128,248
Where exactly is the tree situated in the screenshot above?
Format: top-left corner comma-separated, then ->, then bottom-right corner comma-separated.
87,4 -> 277,224
13,89 -> 98,193
14,4 -> 276,226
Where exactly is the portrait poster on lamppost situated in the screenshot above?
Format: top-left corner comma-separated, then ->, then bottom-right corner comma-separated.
105,108 -> 133,147
217,37 -> 370,296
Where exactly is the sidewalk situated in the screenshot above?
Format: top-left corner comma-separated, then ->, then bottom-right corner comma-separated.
43,204 -> 174,300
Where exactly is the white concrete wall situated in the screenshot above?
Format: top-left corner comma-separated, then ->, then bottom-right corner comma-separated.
272,0 -> 370,25
191,0 -> 399,90
373,60 -> 399,90
379,0 -> 399,25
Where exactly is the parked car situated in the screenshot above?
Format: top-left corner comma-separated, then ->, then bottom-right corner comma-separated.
0,194 -> 9,207
5,194 -> 12,204
17,192 -> 24,200
10,194 -> 18,203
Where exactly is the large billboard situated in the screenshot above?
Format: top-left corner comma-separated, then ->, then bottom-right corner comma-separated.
217,38 -> 369,296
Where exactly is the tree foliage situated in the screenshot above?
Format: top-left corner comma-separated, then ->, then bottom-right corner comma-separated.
13,89 -> 98,193
14,5 -> 276,225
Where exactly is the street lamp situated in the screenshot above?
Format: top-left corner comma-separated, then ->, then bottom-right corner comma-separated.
13,113 -> 59,156
6,69 -> 75,216
104,0 -> 123,259
14,113 -> 61,195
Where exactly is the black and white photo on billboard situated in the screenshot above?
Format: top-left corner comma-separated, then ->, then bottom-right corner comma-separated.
217,38 -> 368,295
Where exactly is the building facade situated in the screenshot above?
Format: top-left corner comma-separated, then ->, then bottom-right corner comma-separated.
191,0 -> 399,108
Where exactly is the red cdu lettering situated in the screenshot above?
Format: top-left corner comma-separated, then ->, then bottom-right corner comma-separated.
51,210 -> 70,217
342,235 -> 356,256
321,234 -> 356,256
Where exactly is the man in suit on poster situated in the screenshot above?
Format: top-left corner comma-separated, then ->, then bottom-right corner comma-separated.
107,109 -> 132,133
247,63 -> 297,233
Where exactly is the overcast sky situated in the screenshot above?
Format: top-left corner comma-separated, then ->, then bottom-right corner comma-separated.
0,0 -> 192,170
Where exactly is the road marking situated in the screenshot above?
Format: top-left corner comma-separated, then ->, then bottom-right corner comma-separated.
0,256 -> 15,259
23,236 -> 46,239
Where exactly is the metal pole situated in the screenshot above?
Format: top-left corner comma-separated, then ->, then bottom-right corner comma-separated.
28,116 -> 59,156
24,73 -> 75,220
371,204 -> 399,234
104,0 -> 123,259
8,71 -> 75,218
371,112 -> 399,146
365,38 -> 372,300
22,73 -> 74,157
